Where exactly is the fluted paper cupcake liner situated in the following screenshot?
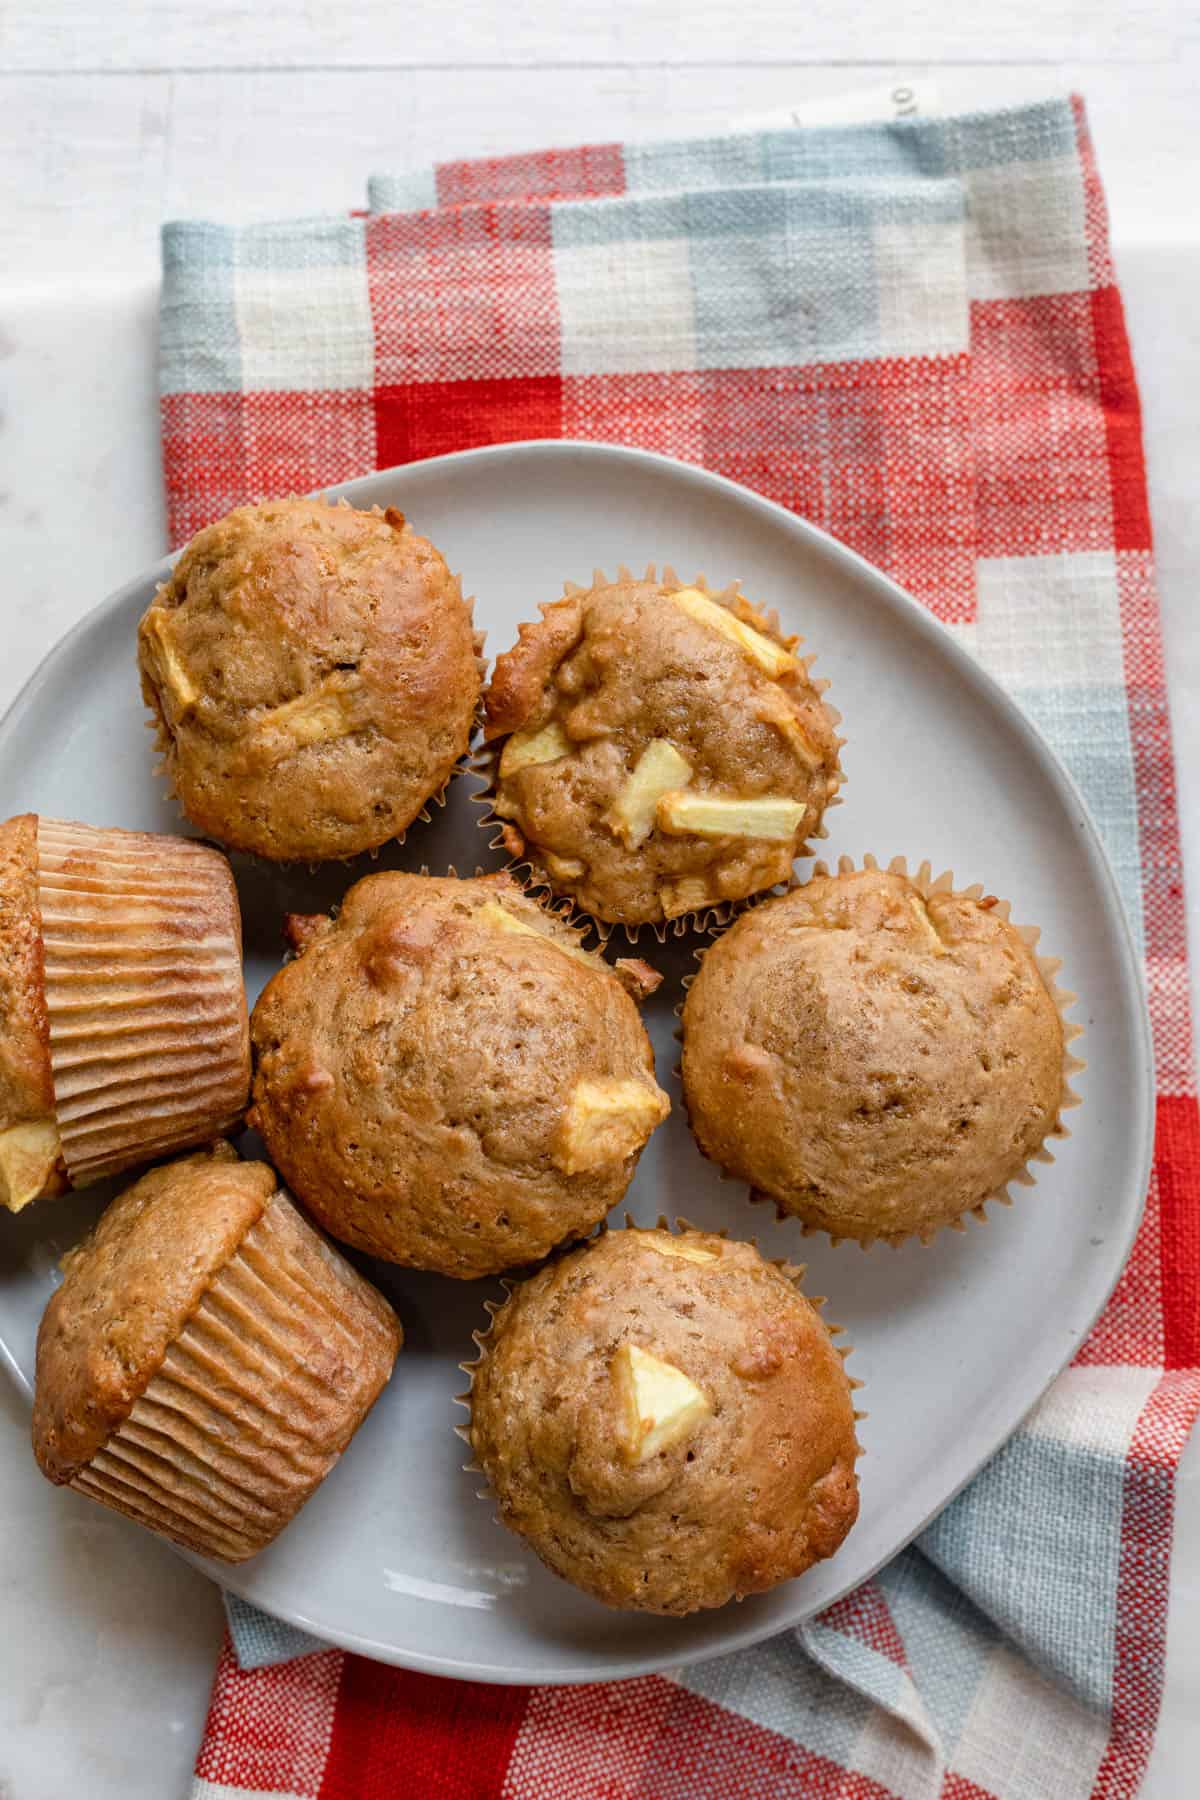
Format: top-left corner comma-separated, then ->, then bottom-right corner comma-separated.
677,851 -> 1085,1250
36,818 -> 250,1184
476,566 -> 845,946
70,1189 -> 401,1562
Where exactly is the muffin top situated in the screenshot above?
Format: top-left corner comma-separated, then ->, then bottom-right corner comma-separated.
138,497 -> 482,862
0,814 -> 66,1212
484,575 -> 842,925
249,872 -> 670,1277
33,1143 -> 276,1483
468,1226 -> 859,1614
682,865 -> 1067,1244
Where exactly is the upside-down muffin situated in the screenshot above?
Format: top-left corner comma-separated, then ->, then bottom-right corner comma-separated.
0,813 -> 249,1211
138,497 -> 481,862
32,1143 -> 402,1562
483,572 -> 842,926
467,1224 -> 860,1614
249,872 -> 670,1278
682,860 -> 1074,1245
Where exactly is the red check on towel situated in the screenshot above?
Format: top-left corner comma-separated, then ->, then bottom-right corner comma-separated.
160,95 -> 1200,1800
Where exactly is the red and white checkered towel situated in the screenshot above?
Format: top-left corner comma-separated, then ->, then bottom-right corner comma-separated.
160,95 -> 1199,1800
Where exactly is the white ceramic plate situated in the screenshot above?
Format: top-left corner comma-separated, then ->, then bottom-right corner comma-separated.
0,442 -> 1152,1685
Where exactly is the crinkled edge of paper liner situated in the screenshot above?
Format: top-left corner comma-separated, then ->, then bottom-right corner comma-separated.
36,818 -> 250,1187
472,565 -> 846,947
672,851 -> 1086,1251
141,542 -> 488,870
452,1218 -> 865,1528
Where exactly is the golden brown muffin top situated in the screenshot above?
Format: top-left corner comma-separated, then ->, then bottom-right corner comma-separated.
682,866 -> 1067,1244
484,576 -> 842,925
137,497 -> 482,862
0,814 -> 67,1213
469,1226 -> 859,1615
249,872 -> 669,1278
33,1143 -> 276,1483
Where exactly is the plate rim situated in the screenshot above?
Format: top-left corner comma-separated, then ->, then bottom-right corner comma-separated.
0,438 -> 1156,1685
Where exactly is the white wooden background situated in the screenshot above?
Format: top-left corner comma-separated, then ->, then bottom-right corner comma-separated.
1,5 -> 1198,1797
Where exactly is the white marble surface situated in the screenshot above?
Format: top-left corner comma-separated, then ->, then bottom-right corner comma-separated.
0,11 -> 1198,1797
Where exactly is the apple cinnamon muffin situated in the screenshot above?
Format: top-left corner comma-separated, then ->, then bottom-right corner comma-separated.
467,1225 -> 860,1614
138,496 -> 481,862
32,1143 -> 402,1562
0,813 -> 249,1211
483,572 -> 842,926
0,813 -> 65,1211
249,872 -> 670,1278
682,860 -> 1072,1245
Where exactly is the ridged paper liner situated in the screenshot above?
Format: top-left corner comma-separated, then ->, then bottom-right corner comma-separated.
36,818 -> 250,1184
676,852 -> 1086,1249
143,510 -> 488,866
69,1189 -> 401,1562
475,566 -> 846,946
454,1218 -> 865,1511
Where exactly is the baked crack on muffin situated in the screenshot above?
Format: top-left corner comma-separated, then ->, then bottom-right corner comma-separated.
249,872 -> 670,1277
138,496 -> 482,862
466,1225 -> 860,1614
681,858 -> 1076,1245
483,570 -> 842,927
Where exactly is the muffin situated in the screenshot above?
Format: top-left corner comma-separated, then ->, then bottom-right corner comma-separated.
0,813 -> 65,1211
32,1142 -> 402,1562
483,570 -> 842,926
0,814 -> 249,1210
466,1225 -> 860,1614
249,872 -> 670,1278
137,496 -> 482,862
682,859 -> 1074,1245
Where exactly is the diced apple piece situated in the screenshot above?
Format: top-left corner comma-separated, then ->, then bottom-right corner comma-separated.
612,957 -> 663,1001
478,899 -> 594,972
142,612 -> 199,711
640,1231 -> 718,1265
607,740 -> 693,849
661,874 -> 714,919
656,792 -> 806,842
544,852 -> 587,882
752,688 -> 824,769
612,1343 -> 712,1463
672,588 -> 797,678
906,894 -> 948,956
554,1078 -> 670,1175
0,1118 -> 63,1213
498,719 -> 572,780
248,680 -> 366,766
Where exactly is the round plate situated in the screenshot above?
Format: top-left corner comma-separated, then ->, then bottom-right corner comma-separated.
0,441 -> 1152,1685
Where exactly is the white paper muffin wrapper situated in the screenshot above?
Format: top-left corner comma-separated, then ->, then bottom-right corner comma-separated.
36,818 -> 251,1185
